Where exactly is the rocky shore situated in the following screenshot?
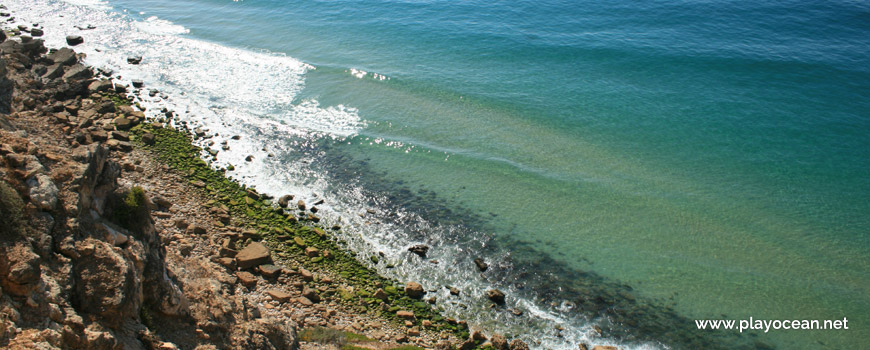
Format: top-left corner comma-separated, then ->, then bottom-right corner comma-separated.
0,14 -> 622,350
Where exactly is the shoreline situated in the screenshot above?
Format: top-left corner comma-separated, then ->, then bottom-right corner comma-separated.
0,9 -> 617,350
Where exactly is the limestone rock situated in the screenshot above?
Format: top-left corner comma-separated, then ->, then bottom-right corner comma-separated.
73,238 -> 140,323
27,173 -> 58,210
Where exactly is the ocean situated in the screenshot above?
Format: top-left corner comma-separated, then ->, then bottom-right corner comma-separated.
8,0 -> 869,348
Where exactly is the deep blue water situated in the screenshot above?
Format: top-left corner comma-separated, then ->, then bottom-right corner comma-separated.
11,0 -> 870,348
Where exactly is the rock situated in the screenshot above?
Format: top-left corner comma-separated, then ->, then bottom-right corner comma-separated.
373,288 -> 388,301
304,246 -> 319,257
472,331 -> 487,341
113,116 -> 132,130
62,63 -> 92,81
236,271 -> 257,287
487,289 -> 506,305
22,38 -> 47,57
491,334 -> 509,350
396,310 -> 415,319
73,239 -> 139,323
30,28 -> 44,36
235,242 -> 271,269
301,287 -> 320,303
142,132 -> 155,145
90,129 -> 108,141
257,264 -> 281,278
191,225 -> 207,235
131,79 -> 144,88
459,339 -> 477,350
296,200 -> 305,210
408,244 -> 429,258
47,47 -> 77,66
97,101 -> 116,113
591,347 -> 618,350
509,339 -> 530,350
127,56 -> 142,64
266,289 -> 292,303
42,63 -> 64,79
578,344 -> 588,350
277,194 -> 293,207
299,268 -> 313,281
448,286 -> 460,296
87,79 -> 112,93
474,258 -> 488,272
296,296 -> 313,306
404,282 -> 425,299
0,242 -> 41,296
27,173 -> 58,210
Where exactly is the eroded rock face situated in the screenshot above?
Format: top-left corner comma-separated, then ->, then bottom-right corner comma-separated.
0,241 -> 41,297
73,238 -> 141,323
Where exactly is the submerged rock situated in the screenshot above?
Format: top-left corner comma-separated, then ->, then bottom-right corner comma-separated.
474,258 -> 488,272
408,244 -> 429,258
487,289 -> 506,305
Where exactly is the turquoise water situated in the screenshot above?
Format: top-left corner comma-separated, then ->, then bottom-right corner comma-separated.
13,0 -> 869,348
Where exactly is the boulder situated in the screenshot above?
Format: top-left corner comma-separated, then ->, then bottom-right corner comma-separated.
236,271 -> 257,287
127,56 -> 142,64
142,132 -> 155,145
396,310 -> 415,319
30,28 -> 44,37
487,289 -> 506,305
474,258 -> 488,272
408,244 -> 429,258
27,173 -> 58,210
113,116 -> 132,130
373,288 -> 388,301
131,79 -> 144,88
42,63 -> 64,80
62,63 -> 92,81
404,281 -> 425,299
73,238 -> 140,323
235,242 -> 271,269
591,347 -> 618,350
277,194 -> 293,207
47,47 -> 77,66
509,339 -> 530,350
0,242 -> 41,296
66,35 -> 84,46
304,246 -> 319,257
301,287 -> 320,303
490,334 -> 509,350
266,289 -> 292,303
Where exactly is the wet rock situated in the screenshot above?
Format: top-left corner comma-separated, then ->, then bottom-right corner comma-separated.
509,339 -> 530,350
127,56 -> 142,65
131,79 -> 144,88
47,47 -> 77,66
487,289 -> 506,305
408,244 -> 429,258
474,258 -> 488,272
235,242 -> 271,269
296,200 -> 306,211
30,28 -> 44,37
404,281 -> 425,299
396,310 -> 415,319
277,194 -> 293,207
591,346 -> 618,350
490,334 -> 509,350
578,344 -> 588,350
